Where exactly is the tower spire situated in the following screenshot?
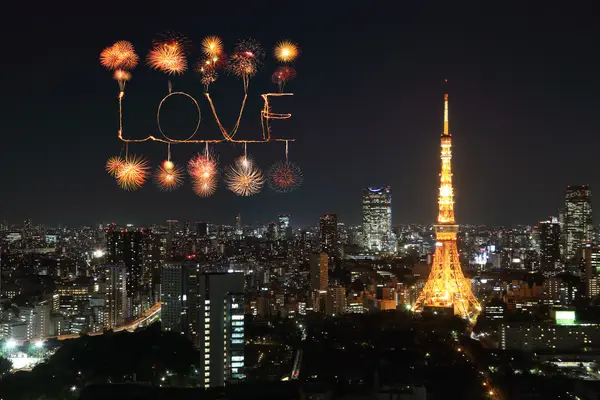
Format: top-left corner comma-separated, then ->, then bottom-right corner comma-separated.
443,79 -> 449,136
411,89 -> 481,321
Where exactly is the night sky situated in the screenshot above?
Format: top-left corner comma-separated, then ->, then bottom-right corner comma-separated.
3,6 -> 600,227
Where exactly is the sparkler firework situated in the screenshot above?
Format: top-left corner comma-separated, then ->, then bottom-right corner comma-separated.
192,175 -> 218,197
202,36 -> 223,57
225,156 -> 264,196
268,160 -> 303,193
154,164 -> 184,191
113,69 -> 131,92
100,41 -> 139,71
105,156 -> 125,177
272,66 -> 296,92
147,42 -> 187,75
273,41 -> 300,63
115,155 -> 150,191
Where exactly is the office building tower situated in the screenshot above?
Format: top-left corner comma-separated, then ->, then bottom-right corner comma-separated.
235,214 -> 242,235
310,253 -> 329,292
584,245 -> 600,297
362,187 -> 392,252
161,261 -> 201,346
107,230 -> 144,300
319,214 -> 338,257
565,185 -> 593,262
197,222 -> 209,238
539,218 -> 561,273
328,286 -> 346,316
199,272 -> 245,388
104,265 -> 127,328
278,215 -> 291,240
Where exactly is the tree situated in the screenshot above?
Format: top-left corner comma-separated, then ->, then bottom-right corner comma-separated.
0,355 -> 12,377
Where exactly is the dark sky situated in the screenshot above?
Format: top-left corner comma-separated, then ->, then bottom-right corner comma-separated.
2,5 -> 600,227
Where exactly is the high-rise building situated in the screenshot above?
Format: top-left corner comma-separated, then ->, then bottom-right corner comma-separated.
583,245 -> 600,297
310,253 -> 329,292
319,214 -> 337,257
277,215 -> 291,240
412,92 -> 480,319
539,218 -> 561,274
362,187 -> 392,252
197,222 -> 208,238
161,261 -> 201,346
199,272 -> 245,388
107,230 -> 144,305
104,265 -> 127,329
235,214 -> 242,235
565,185 -> 593,263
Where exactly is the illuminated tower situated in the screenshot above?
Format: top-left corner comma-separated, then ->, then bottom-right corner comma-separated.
411,92 -> 481,320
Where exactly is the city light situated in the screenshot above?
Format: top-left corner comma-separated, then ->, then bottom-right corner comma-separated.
92,249 -> 104,258
35,341 -> 44,348
6,339 -> 16,349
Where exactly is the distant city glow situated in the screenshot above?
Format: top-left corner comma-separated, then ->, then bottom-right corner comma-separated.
92,250 -> 104,258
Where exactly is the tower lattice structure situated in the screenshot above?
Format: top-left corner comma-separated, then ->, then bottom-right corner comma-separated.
411,92 -> 481,320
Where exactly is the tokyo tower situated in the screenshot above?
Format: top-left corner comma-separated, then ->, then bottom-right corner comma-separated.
411,91 -> 481,320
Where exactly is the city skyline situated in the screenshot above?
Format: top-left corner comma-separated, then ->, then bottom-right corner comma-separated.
3,8 -> 600,226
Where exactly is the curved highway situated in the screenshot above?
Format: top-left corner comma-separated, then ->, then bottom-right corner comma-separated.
52,302 -> 161,341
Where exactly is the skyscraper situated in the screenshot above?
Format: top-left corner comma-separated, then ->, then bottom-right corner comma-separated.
106,230 -> 143,317
161,261 -> 201,346
104,265 -> 127,329
362,187 -> 392,252
565,185 -> 593,262
539,218 -> 561,273
319,214 -> 337,257
310,252 -> 329,292
584,245 -> 600,297
277,215 -> 291,240
199,272 -> 245,387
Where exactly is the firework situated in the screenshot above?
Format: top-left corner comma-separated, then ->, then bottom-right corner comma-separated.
100,41 -> 139,71
105,156 -> 125,177
202,36 -> 223,57
225,156 -> 264,196
235,38 -> 265,61
228,39 -> 264,90
113,69 -> 131,91
115,155 -> 150,191
163,160 -> 175,171
153,31 -> 190,50
187,152 -> 219,180
147,42 -> 187,75
154,164 -> 184,191
192,175 -> 217,197
195,59 -> 219,90
272,66 -> 296,92
268,160 -> 303,193
273,41 -> 300,63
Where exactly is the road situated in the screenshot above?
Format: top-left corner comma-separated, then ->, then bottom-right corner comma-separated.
52,302 -> 161,341
456,344 -> 503,400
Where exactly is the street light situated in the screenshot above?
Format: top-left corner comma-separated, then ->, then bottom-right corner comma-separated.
35,341 -> 44,349
6,339 -> 16,349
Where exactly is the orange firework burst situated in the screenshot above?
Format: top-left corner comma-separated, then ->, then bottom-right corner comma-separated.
273,41 -> 300,63
115,155 -> 150,191
202,36 -> 223,57
147,42 -> 187,75
192,176 -> 218,197
187,152 -> 219,180
113,69 -> 131,91
225,156 -> 264,196
272,66 -> 296,92
154,164 -> 184,191
105,156 -> 125,177
100,41 -> 139,71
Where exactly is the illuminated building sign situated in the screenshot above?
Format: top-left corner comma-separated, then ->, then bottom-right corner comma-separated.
555,310 -> 576,325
